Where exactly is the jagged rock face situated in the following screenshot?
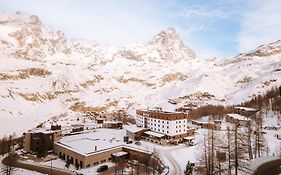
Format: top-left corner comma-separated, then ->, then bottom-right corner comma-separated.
1,12 -> 195,63
0,11 -> 69,60
117,28 -> 196,63
147,28 -> 196,62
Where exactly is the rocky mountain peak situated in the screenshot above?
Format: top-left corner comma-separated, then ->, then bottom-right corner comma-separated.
147,28 -> 196,62
148,27 -> 178,46
0,11 -> 42,26
0,11 -> 69,60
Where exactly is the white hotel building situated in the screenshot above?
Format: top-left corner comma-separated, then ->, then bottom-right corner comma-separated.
136,109 -> 194,139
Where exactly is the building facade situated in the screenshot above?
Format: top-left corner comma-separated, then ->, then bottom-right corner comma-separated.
226,114 -> 251,127
136,109 -> 190,139
23,128 -> 62,154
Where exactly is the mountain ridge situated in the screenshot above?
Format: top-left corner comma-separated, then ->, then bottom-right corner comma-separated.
0,11 -> 280,137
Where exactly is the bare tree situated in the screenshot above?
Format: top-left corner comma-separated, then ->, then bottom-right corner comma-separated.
247,125 -> 253,160
234,125 -> 238,175
227,127 -> 231,175
204,132 -> 209,175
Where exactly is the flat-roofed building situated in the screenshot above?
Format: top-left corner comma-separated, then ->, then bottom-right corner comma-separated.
23,127 -> 62,154
191,120 -> 221,130
226,113 -> 251,126
102,121 -> 123,129
234,106 -> 259,117
124,125 -> 149,140
136,109 -> 190,139
53,128 -> 155,169
54,129 -> 125,168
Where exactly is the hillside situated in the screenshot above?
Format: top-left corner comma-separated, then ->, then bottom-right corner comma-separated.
0,11 -> 281,137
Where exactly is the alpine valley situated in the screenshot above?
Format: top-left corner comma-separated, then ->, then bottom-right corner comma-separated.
0,11 -> 281,137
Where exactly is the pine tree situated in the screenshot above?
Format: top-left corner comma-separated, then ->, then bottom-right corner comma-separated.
184,161 -> 195,175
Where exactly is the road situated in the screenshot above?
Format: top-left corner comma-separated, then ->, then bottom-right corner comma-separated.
2,154 -> 75,175
254,158 -> 281,175
162,149 -> 182,175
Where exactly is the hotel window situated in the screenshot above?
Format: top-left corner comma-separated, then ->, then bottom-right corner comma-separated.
176,126 -> 177,128
167,126 -> 169,129
167,121 -> 169,124
179,121 -> 181,123
158,129 -> 160,131
162,121 -> 164,123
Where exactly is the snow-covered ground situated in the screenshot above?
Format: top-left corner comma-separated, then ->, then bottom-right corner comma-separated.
1,11 -> 281,138
0,155 -> 45,175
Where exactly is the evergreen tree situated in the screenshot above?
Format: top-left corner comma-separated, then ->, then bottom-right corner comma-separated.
184,161 -> 195,175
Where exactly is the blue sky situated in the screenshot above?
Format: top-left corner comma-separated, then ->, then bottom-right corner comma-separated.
1,0 -> 281,58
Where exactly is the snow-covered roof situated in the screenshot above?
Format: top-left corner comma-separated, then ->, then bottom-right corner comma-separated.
27,128 -> 59,134
183,136 -> 195,140
235,106 -> 258,112
123,125 -> 144,133
138,109 -> 183,114
144,131 -> 165,138
112,151 -> 128,157
227,113 -> 250,121
103,121 -> 121,124
56,128 -> 125,155
191,120 -> 211,124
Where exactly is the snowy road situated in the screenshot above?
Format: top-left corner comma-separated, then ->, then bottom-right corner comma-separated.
162,149 -> 182,175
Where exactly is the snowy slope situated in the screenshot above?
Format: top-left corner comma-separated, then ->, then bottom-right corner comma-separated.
0,11 -> 281,137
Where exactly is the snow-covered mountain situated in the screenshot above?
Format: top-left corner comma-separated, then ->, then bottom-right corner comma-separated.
0,11 -> 280,137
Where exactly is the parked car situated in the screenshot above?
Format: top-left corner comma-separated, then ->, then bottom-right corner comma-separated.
97,165 -> 108,172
